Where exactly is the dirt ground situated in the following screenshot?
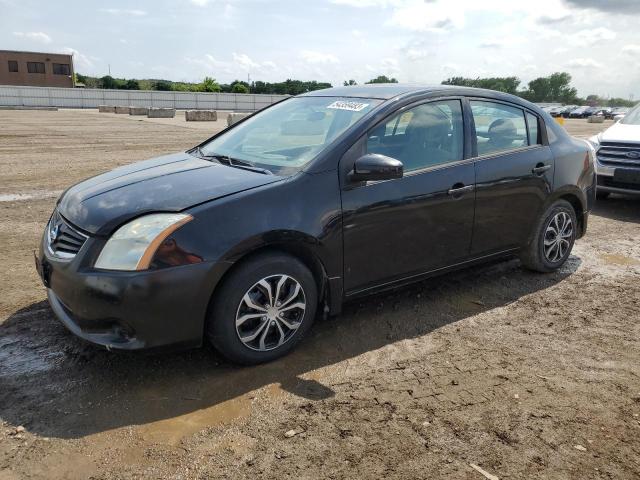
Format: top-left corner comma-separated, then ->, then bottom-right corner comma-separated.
0,110 -> 638,480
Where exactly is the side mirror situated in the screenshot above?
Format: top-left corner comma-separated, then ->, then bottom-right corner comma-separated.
350,154 -> 403,182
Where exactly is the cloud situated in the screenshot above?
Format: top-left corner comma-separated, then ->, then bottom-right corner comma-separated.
567,58 -> 603,68
479,37 -> 508,49
564,0 -> 640,14
184,55 -> 229,75
301,50 -> 340,64
405,48 -> 431,60
569,27 -> 616,46
329,0 -> 392,6
185,53 -> 277,77
537,14 -> 571,24
12,31 -> 52,44
387,0 -> 464,31
232,52 -> 260,70
622,44 -> 640,55
60,47 -> 96,70
100,8 -> 147,16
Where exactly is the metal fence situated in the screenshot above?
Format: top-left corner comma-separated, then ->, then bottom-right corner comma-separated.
0,85 -> 289,111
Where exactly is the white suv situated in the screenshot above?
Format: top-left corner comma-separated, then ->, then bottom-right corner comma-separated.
589,104 -> 640,198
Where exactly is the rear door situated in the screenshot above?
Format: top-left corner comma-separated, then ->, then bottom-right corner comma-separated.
341,98 -> 476,294
469,99 -> 554,254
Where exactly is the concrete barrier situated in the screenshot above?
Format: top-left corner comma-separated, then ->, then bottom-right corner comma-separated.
148,108 -> 176,118
227,112 -> 251,126
115,106 -> 130,114
129,107 -> 149,116
0,106 -> 58,111
185,110 -> 218,121
588,115 -> 605,124
98,105 -> 116,113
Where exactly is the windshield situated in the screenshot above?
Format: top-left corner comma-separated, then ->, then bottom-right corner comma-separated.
620,104 -> 640,125
197,96 -> 381,175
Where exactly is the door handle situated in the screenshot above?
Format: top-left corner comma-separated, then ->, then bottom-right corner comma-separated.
447,184 -> 475,196
532,164 -> 551,175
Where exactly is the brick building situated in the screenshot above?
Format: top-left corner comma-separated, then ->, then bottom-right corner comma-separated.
0,50 -> 74,88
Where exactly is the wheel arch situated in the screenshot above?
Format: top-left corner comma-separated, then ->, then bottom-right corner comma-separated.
557,192 -> 585,238
543,184 -> 587,236
205,233 -> 337,333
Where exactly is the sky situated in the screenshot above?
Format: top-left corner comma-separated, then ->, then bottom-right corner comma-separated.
1,0 -> 639,98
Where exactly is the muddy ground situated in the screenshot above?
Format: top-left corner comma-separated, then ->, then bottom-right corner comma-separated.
0,110 -> 638,479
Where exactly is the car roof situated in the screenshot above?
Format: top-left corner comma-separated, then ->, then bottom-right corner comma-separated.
298,84 -> 447,100
298,83 -> 543,112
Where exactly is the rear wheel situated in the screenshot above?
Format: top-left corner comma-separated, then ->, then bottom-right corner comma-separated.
206,252 -> 317,365
520,200 -> 577,273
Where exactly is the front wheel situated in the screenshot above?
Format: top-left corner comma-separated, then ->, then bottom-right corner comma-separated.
206,252 -> 318,365
520,200 -> 577,273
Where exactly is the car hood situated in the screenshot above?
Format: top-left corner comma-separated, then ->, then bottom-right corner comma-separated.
57,152 -> 284,235
598,122 -> 640,144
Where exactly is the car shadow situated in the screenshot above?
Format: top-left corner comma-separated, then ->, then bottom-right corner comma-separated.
0,255 -> 581,439
593,194 -> 640,223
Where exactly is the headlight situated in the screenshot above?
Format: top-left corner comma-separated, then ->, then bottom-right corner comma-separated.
95,213 -> 193,271
587,135 -> 600,148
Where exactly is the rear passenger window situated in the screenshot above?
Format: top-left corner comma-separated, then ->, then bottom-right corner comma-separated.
526,112 -> 540,145
470,101 -> 528,156
367,100 -> 464,172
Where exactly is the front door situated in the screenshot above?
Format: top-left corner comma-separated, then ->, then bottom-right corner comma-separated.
341,99 -> 476,295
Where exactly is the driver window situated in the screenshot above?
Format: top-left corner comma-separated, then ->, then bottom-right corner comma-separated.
366,100 -> 464,172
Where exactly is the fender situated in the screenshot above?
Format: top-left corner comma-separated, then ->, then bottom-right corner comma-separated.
216,230 -> 343,315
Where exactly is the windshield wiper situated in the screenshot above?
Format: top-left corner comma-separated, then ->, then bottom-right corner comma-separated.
191,148 -> 273,175
205,153 -> 273,175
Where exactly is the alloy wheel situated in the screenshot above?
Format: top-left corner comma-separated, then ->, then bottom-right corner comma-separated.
235,274 -> 306,351
544,211 -> 573,263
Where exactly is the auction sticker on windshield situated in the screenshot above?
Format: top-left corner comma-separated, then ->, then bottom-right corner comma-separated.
327,101 -> 370,112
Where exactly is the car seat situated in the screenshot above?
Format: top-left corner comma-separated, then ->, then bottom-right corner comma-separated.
400,111 -> 453,170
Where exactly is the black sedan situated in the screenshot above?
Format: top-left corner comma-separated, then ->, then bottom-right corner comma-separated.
36,85 -> 596,364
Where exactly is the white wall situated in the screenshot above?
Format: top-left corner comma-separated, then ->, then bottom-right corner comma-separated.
0,85 -> 289,111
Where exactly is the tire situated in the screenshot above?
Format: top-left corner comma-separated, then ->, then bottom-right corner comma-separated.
520,200 -> 577,273
206,252 -> 318,365
596,190 -> 610,200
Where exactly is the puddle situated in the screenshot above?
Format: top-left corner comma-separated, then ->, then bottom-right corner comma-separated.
600,253 -> 640,266
137,394 -> 253,445
0,190 -> 62,202
136,382 -> 287,445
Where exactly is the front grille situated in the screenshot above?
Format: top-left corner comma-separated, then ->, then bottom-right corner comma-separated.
47,210 -> 88,259
597,142 -> 640,168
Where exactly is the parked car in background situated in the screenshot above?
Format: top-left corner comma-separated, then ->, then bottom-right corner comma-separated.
35,85 -> 596,364
549,106 -> 566,117
589,103 -> 640,199
561,105 -> 579,118
610,107 -> 630,121
583,106 -> 602,118
569,106 -> 591,118
592,108 -> 612,118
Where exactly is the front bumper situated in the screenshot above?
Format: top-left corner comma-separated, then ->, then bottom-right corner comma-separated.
596,164 -> 640,196
37,231 -> 228,351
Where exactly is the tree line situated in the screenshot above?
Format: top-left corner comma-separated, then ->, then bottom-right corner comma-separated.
441,72 -> 636,107
75,71 -> 634,107
75,73 -> 332,95
74,73 -> 397,95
